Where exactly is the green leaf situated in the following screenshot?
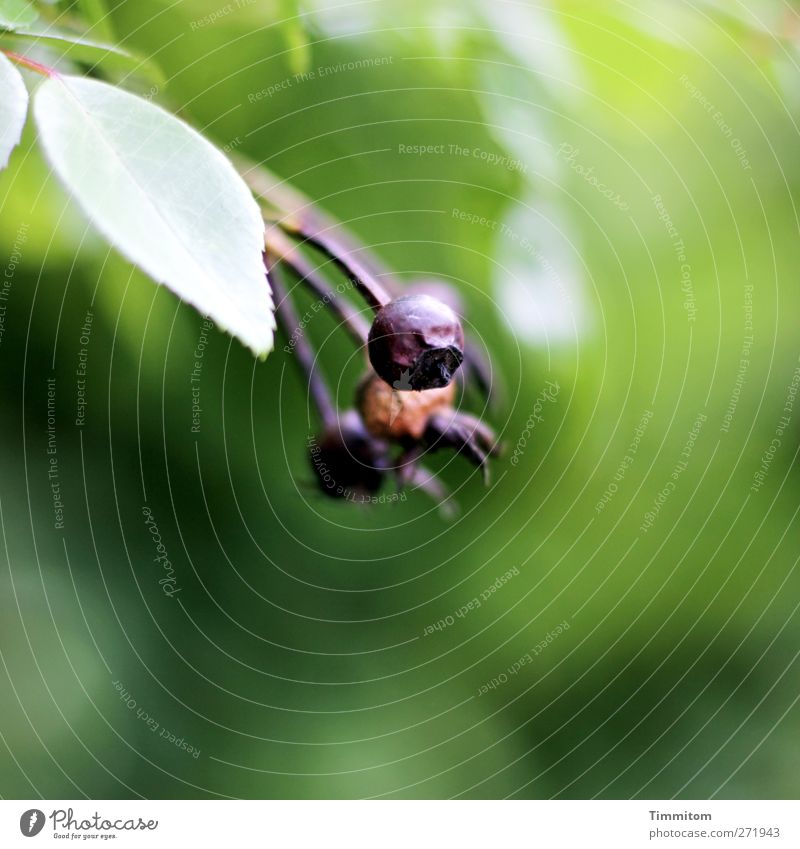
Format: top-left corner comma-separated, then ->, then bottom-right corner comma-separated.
0,0 -> 37,31
0,52 -> 28,171
3,26 -> 165,86
77,0 -> 115,43
34,75 -> 274,356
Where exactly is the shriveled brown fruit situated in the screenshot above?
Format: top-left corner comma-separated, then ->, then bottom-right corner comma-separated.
357,372 -> 455,441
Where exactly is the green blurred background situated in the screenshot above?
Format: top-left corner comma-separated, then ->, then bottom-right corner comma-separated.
1,0 -> 799,798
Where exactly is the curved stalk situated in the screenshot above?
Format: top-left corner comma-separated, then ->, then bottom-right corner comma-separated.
235,154 -> 391,311
265,228 -> 369,345
276,220 -> 390,312
264,250 -> 337,429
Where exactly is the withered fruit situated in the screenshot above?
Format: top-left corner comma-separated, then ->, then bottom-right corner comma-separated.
357,372 -> 455,441
308,410 -> 390,498
367,294 -> 464,391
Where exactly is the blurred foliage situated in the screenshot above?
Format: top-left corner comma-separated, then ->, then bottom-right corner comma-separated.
1,0 -> 799,798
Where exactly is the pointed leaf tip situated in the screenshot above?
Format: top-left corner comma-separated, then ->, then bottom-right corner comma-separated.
33,75 -> 274,356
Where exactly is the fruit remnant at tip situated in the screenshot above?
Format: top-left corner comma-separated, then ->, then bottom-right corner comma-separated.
309,410 -> 390,498
368,294 -> 465,391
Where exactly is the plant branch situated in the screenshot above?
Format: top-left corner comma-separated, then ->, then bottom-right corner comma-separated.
233,154 -> 391,312
265,228 -> 369,346
264,250 -> 337,429
407,465 -> 458,519
276,220 -> 390,312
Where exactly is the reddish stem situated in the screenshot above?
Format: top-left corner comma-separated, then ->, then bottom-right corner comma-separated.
277,221 -> 390,312
265,228 -> 370,345
1,49 -> 57,77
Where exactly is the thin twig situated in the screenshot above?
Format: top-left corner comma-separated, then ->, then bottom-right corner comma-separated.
407,466 -> 458,519
234,154 -> 391,311
265,228 -> 369,345
277,221 -> 390,312
264,250 -> 337,429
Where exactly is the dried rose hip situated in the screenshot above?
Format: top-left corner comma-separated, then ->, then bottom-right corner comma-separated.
367,294 -> 464,391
